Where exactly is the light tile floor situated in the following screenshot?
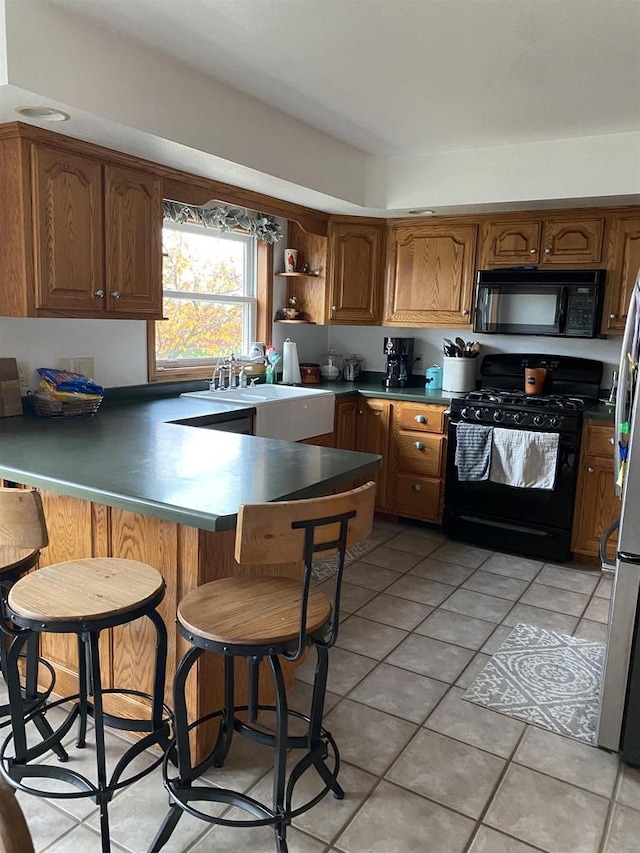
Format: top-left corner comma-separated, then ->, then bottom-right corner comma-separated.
16,517 -> 637,853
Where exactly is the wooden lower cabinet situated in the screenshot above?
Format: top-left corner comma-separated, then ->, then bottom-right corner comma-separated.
356,398 -> 391,510
572,421 -> 619,561
300,394 -> 359,451
35,490 -> 302,761
388,402 -> 448,523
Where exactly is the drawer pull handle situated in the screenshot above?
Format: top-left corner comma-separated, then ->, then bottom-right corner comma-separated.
413,442 -> 425,450
111,291 -> 120,299
587,467 -> 594,473
411,484 -> 422,492
414,415 -> 427,424
94,290 -> 105,298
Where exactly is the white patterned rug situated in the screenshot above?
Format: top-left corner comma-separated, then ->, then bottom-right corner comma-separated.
463,623 -> 605,744
311,538 -> 379,583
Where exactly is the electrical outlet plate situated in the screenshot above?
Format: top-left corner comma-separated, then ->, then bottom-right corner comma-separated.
17,362 -> 30,393
413,353 -> 424,372
56,357 -> 95,377
74,357 -> 95,378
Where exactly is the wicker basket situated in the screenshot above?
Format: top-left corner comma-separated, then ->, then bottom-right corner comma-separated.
30,392 -> 103,418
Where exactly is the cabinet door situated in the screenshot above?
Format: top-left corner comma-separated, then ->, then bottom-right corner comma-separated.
384,223 -> 476,326
541,218 -> 604,264
572,454 -> 619,560
482,221 -> 542,265
105,165 -> 163,316
356,398 -> 390,509
327,222 -> 383,324
335,396 -> 358,451
31,144 -> 104,312
603,216 -> 640,334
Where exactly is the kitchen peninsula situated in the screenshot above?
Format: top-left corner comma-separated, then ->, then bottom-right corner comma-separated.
0,396 -> 380,759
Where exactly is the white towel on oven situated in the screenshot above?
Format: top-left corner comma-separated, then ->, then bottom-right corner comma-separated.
489,428 -> 560,490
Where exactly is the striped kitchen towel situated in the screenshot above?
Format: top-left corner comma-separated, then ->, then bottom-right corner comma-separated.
455,423 -> 493,481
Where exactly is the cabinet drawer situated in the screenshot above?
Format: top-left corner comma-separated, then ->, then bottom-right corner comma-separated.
397,404 -> 446,434
585,423 -> 615,456
394,474 -> 441,523
395,433 -> 444,476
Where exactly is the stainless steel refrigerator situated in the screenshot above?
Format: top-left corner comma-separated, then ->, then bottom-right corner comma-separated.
597,267 -> 640,763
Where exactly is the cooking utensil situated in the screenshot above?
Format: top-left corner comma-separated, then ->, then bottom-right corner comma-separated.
455,337 -> 467,354
443,338 -> 458,357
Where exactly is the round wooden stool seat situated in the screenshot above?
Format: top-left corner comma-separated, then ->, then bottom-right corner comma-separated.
0,546 -> 39,576
8,557 -> 164,624
178,576 -> 332,646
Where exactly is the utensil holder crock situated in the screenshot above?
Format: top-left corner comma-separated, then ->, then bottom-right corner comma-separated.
442,357 -> 476,393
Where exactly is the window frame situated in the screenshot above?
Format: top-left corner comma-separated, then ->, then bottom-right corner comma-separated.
147,222 -> 272,383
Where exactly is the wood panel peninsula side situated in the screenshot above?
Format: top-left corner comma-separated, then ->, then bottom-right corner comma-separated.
0,397 -> 380,761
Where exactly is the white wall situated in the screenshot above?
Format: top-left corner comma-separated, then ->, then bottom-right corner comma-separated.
3,0 -> 368,207
0,314 -> 622,392
369,132 -> 640,211
324,325 -> 623,390
0,317 -> 148,389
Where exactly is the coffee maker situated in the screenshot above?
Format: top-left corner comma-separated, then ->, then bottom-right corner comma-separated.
383,337 -> 414,388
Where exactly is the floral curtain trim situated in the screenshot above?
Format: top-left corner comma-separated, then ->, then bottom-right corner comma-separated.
163,200 -> 282,244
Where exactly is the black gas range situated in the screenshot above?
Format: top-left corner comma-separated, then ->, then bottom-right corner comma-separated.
450,389 -> 595,434
443,354 -> 603,561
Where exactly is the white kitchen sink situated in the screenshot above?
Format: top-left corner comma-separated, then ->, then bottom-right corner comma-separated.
181,385 -> 335,441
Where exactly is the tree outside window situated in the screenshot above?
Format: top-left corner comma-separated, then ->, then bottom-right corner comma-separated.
156,221 -> 257,370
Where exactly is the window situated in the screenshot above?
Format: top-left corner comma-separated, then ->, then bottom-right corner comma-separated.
153,221 -> 257,376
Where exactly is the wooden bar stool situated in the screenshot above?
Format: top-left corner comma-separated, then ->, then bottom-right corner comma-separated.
0,488 -> 66,761
150,481 -> 376,853
0,491 -> 172,853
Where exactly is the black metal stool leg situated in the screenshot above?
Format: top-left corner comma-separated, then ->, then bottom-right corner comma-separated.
24,632 -> 69,763
5,630 -> 31,761
308,644 -> 343,799
151,644 -> 203,852
75,634 -> 89,749
270,655 -> 290,853
86,631 -> 111,853
212,654 -> 235,768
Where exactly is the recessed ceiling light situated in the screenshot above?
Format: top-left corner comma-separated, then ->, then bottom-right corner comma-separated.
15,106 -> 70,122
407,208 -> 435,216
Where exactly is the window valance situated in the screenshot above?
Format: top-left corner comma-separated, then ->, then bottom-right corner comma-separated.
163,200 -> 282,244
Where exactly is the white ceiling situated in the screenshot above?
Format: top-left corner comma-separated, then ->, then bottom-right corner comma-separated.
48,0 -> 640,157
3,0 -> 640,214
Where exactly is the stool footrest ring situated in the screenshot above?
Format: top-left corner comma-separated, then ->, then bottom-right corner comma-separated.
161,704 -> 341,828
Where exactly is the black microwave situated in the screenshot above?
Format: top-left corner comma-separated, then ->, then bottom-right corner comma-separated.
473,269 -> 605,338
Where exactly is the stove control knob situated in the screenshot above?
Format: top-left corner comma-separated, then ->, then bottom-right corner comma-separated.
475,408 -> 485,420
460,407 -> 470,420
533,414 -> 545,427
513,411 -> 524,424
493,410 -> 504,422
550,416 -> 561,428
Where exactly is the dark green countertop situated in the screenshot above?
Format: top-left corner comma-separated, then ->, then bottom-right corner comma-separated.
312,379 -> 457,405
584,401 -> 616,422
0,397 -> 380,532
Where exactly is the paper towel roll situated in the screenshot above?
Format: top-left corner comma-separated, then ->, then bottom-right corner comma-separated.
282,338 -> 302,385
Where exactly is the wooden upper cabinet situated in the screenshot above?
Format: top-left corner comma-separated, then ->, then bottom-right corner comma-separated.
603,215 -> 640,334
32,145 -> 104,313
104,165 -> 163,316
0,131 -> 163,320
480,216 -> 604,268
326,220 -> 383,324
384,222 -> 477,327
482,221 -> 541,264
541,218 -> 604,264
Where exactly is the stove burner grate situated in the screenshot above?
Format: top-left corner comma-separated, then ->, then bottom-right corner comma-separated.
462,389 -> 592,411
